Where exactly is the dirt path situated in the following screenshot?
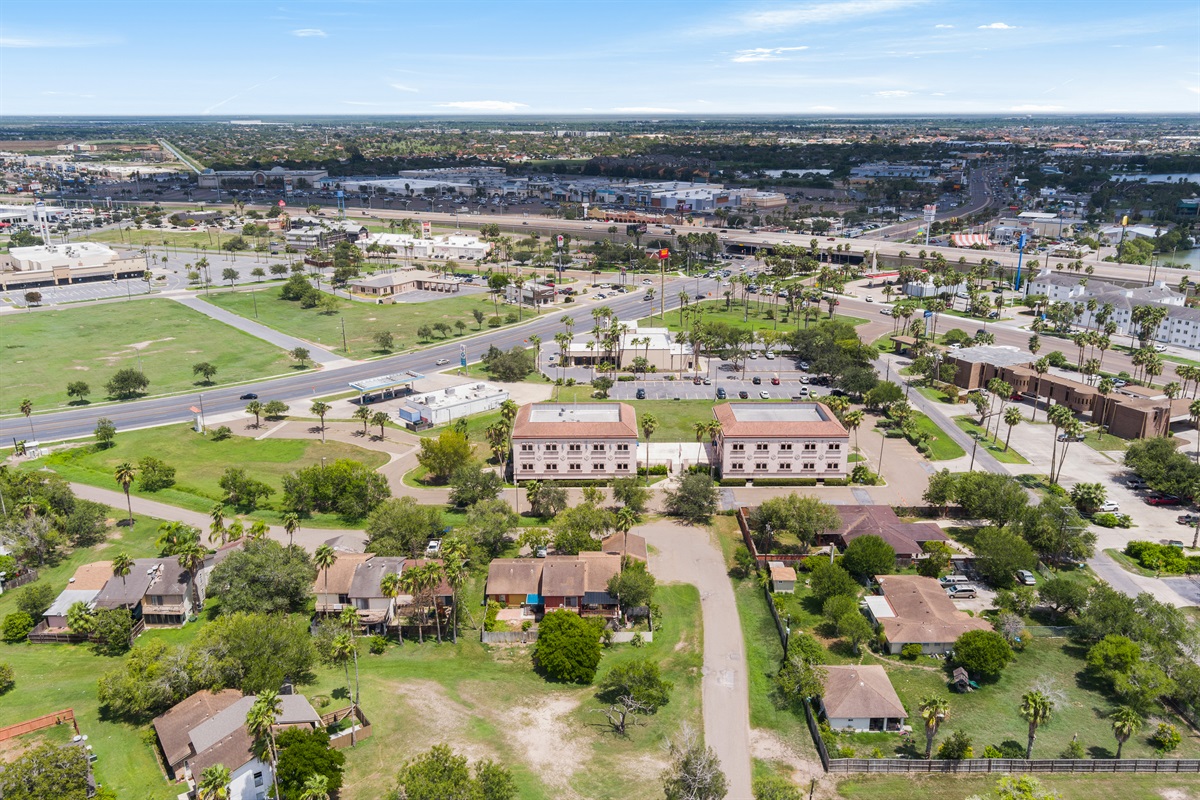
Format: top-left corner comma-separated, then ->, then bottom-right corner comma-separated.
636,518 -> 753,799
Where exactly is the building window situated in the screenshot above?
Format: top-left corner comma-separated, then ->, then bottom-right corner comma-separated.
731,443 -> 745,452
755,462 -> 768,471
254,773 -> 264,788
779,443 -> 793,452
592,463 -> 605,471
779,462 -> 792,470
520,443 -> 534,452
828,443 -> 841,451
592,443 -> 606,452
568,443 -> 582,452
616,443 -> 630,452
546,463 -> 558,471
569,463 -> 581,471
803,443 -> 817,452
828,463 -> 839,471
566,597 -> 578,607
149,595 -> 163,605
521,463 -> 533,471
755,443 -> 769,452
731,462 -> 744,471
803,462 -> 815,471
545,444 -> 558,452
617,463 -> 629,471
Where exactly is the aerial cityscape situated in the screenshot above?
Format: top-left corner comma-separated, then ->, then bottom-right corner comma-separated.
1,2 -> 1200,800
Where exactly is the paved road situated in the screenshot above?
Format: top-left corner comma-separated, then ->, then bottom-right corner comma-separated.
172,294 -> 346,365
638,518 -> 752,800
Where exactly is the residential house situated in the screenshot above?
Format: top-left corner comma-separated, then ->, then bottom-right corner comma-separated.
347,556 -> 405,632
153,690 -> 321,800
601,531 -> 648,563
92,558 -> 163,620
485,553 -> 622,619
713,402 -> 850,480
312,554 -> 452,633
141,560 -> 197,626
821,505 -> 949,563
314,552 -> 375,617
868,575 -> 990,655
484,559 -> 544,617
819,665 -> 908,733
42,561 -> 112,630
512,403 -> 639,481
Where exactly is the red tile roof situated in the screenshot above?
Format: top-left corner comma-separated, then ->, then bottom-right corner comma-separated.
713,402 -> 849,439
512,403 -> 639,440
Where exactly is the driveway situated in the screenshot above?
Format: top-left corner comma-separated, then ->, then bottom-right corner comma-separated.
636,518 -> 752,799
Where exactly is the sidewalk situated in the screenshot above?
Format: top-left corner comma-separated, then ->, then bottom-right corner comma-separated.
170,295 -> 352,367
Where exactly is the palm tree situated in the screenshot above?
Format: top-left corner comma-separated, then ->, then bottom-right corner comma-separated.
640,414 -> 659,485
419,562 -> 446,643
616,506 -> 637,533
398,565 -> 426,644
330,628 -> 359,746
314,544 -> 337,599
300,774 -> 330,800
246,692 -> 283,800
282,512 -> 300,546
1003,406 -> 1023,452
176,541 -> 207,610
208,503 -> 227,545
112,552 -> 133,587
843,410 -> 864,460
113,462 -> 137,525
1020,690 -> 1054,759
246,400 -> 263,428
247,519 -> 269,541
196,764 -> 232,800
1110,706 -> 1142,759
371,411 -> 389,439
19,398 -> 34,439
918,696 -> 949,759
353,405 -> 371,435
440,538 -> 469,644
310,401 -> 331,443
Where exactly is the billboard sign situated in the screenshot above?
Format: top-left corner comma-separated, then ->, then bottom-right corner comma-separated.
556,235 -> 564,249
421,220 -> 432,238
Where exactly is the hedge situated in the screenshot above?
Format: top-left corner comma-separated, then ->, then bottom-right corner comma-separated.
637,465 -> 669,476
526,479 -> 613,488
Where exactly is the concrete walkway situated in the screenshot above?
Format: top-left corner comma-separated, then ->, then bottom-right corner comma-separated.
637,518 -> 752,799
69,482 -> 365,553
171,295 -> 351,367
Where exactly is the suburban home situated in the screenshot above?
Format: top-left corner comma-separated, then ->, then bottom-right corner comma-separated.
713,402 -> 850,480
313,553 -> 374,616
485,553 -> 622,620
818,665 -> 908,733
601,531 -> 648,563
312,554 -> 452,633
42,561 -> 112,630
387,557 -> 454,632
820,505 -> 949,563
140,560 -> 198,626
511,403 -> 639,481
868,575 -> 990,655
152,690 -> 321,800
768,562 -> 796,594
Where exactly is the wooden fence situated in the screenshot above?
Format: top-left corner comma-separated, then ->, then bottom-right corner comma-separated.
764,584 -> 789,654
27,618 -> 145,646
1,569 -> 39,591
0,709 -> 78,743
825,758 -> 1200,774
481,630 -> 539,645
321,706 -> 372,750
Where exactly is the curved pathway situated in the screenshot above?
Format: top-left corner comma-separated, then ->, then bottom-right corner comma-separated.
636,518 -> 752,799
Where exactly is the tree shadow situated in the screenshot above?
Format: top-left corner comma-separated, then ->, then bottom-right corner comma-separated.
67,399 -> 92,407
1087,744 -> 1115,759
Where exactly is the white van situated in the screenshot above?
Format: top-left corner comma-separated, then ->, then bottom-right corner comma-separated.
939,574 -> 971,585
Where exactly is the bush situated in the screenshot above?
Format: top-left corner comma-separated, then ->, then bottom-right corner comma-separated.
16,584 -> 56,619
533,610 -> 602,684
0,663 -> 14,694
368,635 -> 387,655
617,375 -> 635,382
210,425 -> 233,441
2,612 -> 34,643
487,316 -> 502,328
850,465 -> 880,485
1125,540 -> 1196,574
484,601 -> 504,632
936,729 -> 974,760
1150,723 -> 1181,752
823,478 -> 850,487
1060,739 -> 1086,759
953,629 -> 1014,678
900,643 -> 922,660
1092,512 -> 1133,528
746,477 -> 818,487
636,464 -> 670,477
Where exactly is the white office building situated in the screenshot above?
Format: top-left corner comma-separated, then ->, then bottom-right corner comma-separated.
359,233 -> 490,261
397,383 -> 510,428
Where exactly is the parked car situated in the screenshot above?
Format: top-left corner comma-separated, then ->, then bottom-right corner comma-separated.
765,351 -> 775,360
946,585 -> 978,599
738,390 -> 750,399
535,545 -> 548,558
759,390 -> 770,399
635,388 -> 646,400
1146,494 -> 1183,506
1176,514 -> 1200,525
716,387 -> 727,400
939,575 -> 971,585
1057,432 -> 1085,442
771,376 -> 781,385
1096,502 -> 1120,513
752,376 -> 762,385
1016,570 -> 1037,586
425,539 -> 442,556
693,376 -> 703,385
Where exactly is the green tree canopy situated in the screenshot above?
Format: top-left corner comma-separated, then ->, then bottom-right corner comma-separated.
839,534 -> 896,579
953,629 -> 1014,679
533,610 -> 603,684
366,497 -> 445,557
208,539 -> 316,615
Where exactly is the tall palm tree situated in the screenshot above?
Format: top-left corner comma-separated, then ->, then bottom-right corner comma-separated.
112,552 -> 133,587
282,512 -> 300,546
196,764 -> 232,800
371,411 -> 390,439
1110,706 -> 1142,759
247,519 -> 269,541
19,398 -> 34,439
314,544 -> 337,600
380,570 -> 403,642
440,538 -> 469,644
640,414 -> 659,485
246,692 -> 283,800
208,503 -> 227,545
616,506 -> 637,534
918,696 -> 949,758
843,410 -> 864,460
300,774 -> 330,800
113,462 -> 137,525
176,541 -> 207,611
419,562 -> 446,643
310,401 -> 331,443
246,400 -> 263,428
1003,406 -> 1023,452
353,405 -> 371,435
1020,690 -> 1054,759
398,565 -> 426,644
330,629 -> 359,746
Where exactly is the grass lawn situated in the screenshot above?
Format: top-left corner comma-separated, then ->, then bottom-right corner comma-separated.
0,515 -> 205,800
835,773 -> 1200,800
87,227 -> 260,250
28,424 -> 388,527
637,299 -> 867,335
916,385 -> 960,404
909,411 -> 966,461
305,580 -> 703,800
1102,548 -> 1157,577
0,299 -> 300,416
1081,428 -> 1130,453
953,417 -> 1031,465
203,288 -> 508,356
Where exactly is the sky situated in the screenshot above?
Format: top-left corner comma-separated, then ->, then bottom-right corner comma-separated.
2,0 -> 1199,116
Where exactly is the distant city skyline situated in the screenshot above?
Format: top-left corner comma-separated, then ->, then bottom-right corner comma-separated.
2,0 -> 1199,116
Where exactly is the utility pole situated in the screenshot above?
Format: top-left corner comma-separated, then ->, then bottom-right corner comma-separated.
340,315 -> 348,353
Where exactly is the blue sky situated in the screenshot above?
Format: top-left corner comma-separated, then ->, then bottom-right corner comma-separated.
2,0 -> 1199,116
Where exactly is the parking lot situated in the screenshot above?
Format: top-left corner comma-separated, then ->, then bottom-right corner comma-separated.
391,284 -> 487,304
1,275 -> 175,307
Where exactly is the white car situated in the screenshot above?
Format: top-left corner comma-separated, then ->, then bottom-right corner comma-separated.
435,358 -> 450,365
749,352 -> 759,360
765,351 -> 775,360
642,278 -> 653,285
1096,502 -> 1120,513
759,390 -> 770,399
865,296 -> 874,303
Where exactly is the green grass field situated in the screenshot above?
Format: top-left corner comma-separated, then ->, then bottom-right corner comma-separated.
638,299 -> 867,336
203,287 -> 508,356
953,417 -> 1031,465
0,299 -> 300,416
835,773 -> 1200,800
29,424 -> 388,527
87,227 -> 254,250
909,411 -> 966,461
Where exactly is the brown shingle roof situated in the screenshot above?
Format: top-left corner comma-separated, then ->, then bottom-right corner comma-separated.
68,561 -> 114,591
830,506 -> 947,558
312,552 -> 373,596
821,665 -> 907,720
541,559 -> 587,597
512,402 -> 639,439
577,552 -> 621,593
188,728 -> 256,779
486,559 -> 544,596
875,575 -> 989,646
713,402 -> 849,439
601,532 -> 648,562
770,564 -> 797,582
152,689 -> 242,771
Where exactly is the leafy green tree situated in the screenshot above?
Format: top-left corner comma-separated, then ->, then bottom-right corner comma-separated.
837,611 -> 874,654
936,729 -> 974,760
217,467 -> 275,510
533,610 -> 602,684
94,417 -> 116,448
91,608 -> 134,656
917,541 -> 953,578
529,483 -> 569,519
105,368 -> 149,398
972,527 -> 1037,589
821,595 -> 858,630
922,468 -> 958,515
417,429 -> 472,483
208,539 -> 316,615
388,745 -> 516,800
953,472 -> 1029,528
749,494 -> 840,552
612,476 -> 650,514
1038,577 -> 1088,616
374,330 -> 395,352
661,725 -> 727,800
839,534 -> 895,579
137,456 -> 176,491
953,629 -> 1014,679
553,501 -> 614,554
275,727 -> 346,799
1085,635 -> 1141,684
16,584 -> 56,618
366,497 -> 445,557
2,612 -> 34,643
191,612 -> 316,694
0,743 -> 91,800
448,461 -> 503,507
264,400 -> 289,419
607,558 -> 657,609
465,498 -> 520,558
598,657 -> 673,711
1018,500 -> 1095,567
809,560 -> 859,602
192,361 -> 218,385
290,347 -> 311,367
663,473 -> 718,523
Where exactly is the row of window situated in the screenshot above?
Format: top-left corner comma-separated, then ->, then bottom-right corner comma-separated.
520,463 -> 632,472
518,442 -> 632,453
730,442 -> 841,453
728,462 -> 840,472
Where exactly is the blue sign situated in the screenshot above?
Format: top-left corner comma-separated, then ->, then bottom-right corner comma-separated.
923,310 -> 933,319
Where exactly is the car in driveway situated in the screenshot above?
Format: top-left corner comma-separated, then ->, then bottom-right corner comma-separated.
1016,570 -> 1037,586
239,393 -> 258,400
1146,493 -> 1183,506
425,539 -> 442,556
945,585 -> 978,599
1176,514 -> 1200,526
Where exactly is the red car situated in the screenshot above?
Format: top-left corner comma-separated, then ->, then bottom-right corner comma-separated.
771,377 -> 781,385
1145,494 -> 1182,506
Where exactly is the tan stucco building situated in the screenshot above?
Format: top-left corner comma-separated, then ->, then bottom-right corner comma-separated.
511,403 -> 638,480
713,402 -> 850,480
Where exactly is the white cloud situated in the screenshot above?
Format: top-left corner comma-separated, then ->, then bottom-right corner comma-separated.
1186,86 -> 1200,95
731,46 -> 808,63
1,34 -> 115,48
934,24 -> 954,28
702,0 -> 927,35
612,107 -> 683,113
875,90 -> 914,97
1010,104 -> 1063,112
291,28 -> 327,37
436,100 -> 529,111
389,83 -> 419,93
978,22 -> 1017,29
